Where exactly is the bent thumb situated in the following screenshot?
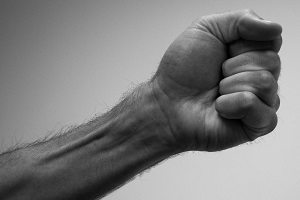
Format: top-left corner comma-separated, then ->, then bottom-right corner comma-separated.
194,9 -> 282,43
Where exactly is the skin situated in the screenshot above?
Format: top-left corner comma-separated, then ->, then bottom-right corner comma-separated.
0,9 -> 282,200
151,9 -> 282,151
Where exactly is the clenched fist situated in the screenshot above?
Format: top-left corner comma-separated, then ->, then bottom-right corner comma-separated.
151,9 -> 282,151
0,8 -> 284,199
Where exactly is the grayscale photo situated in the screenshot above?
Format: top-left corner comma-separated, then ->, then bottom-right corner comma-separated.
0,1 -> 298,199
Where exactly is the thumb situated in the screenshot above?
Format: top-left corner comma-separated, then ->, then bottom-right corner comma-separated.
194,9 -> 282,43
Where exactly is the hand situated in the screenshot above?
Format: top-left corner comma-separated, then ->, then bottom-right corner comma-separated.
151,9 -> 282,151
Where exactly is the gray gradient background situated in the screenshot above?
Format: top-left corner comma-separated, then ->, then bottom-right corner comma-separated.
0,0 -> 299,199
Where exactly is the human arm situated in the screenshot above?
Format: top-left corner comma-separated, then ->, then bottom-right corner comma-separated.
0,9 -> 282,200
0,83 -> 179,200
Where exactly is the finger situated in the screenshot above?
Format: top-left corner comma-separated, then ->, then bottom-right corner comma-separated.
215,92 -> 278,140
229,36 -> 282,57
192,9 -> 282,43
273,95 -> 280,111
219,71 -> 278,107
222,50 -> 281,80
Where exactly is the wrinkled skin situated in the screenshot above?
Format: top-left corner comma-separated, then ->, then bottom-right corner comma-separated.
151,9 -> 282,151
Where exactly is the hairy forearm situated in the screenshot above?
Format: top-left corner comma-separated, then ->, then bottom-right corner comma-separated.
0,83 -> 178,200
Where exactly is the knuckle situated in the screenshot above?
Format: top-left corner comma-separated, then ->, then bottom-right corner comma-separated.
257,71 -> 276,92
219,79 -> 225,94
238,9 -> 255,26
267,114 -> 278,133
239,91 -> 257,110
273,36 -> 283,53
242,9 -> 255,15
273,95 -> 280,110
265,50 -> 281,69
222,60 -> 230,77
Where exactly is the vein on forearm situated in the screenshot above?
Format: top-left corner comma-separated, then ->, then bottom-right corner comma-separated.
0,83 -> 176,200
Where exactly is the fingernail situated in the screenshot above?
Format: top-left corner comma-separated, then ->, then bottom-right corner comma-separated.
259,17 -> 272,23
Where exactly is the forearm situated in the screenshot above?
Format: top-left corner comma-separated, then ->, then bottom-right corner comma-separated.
0,83 -> 178,200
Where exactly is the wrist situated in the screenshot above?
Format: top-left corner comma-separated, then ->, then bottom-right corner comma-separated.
149,76 -> 205,152
117,82 -> 181,155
